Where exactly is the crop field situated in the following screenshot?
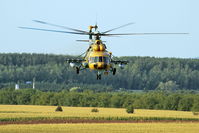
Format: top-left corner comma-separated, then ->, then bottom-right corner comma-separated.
0,105 -> 199,133
0,105 -> 199,120
1,123 -> 199,133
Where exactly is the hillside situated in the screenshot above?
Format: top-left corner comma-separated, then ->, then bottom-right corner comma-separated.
0,53 -> 199,91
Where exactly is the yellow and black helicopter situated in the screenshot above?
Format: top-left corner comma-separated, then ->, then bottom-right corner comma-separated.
19,20 -> 188,80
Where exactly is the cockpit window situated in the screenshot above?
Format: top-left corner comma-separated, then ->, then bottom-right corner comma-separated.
99,56 -> 103,62
104,57 -> 109,63
89,56 -> 109,63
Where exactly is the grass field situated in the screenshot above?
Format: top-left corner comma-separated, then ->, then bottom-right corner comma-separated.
1,123 -> 199,133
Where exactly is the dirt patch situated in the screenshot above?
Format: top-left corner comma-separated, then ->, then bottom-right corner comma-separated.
1,119 -> 199,125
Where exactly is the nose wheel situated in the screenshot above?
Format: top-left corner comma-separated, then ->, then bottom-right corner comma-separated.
97,71 -> 102,80
97,74 -> 101,80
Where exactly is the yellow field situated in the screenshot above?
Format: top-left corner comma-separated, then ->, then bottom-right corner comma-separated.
1,105 -> 199,133
0,105 -> 198,119
1,123 -> 199,133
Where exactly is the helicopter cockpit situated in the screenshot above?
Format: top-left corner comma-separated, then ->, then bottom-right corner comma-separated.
89,56 -> 110,64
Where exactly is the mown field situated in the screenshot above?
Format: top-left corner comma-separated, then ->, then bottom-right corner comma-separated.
1,123 -> 199,133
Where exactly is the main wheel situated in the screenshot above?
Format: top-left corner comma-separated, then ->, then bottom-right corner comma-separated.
76,67 -> 79,74
113,68 -> 116,75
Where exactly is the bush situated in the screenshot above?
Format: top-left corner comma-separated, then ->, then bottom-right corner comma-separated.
192,102 -> 199,112
126,105 -> 134,113
91,108 -> 99,112
55,106 -> 63,112
193,112 -> 199,115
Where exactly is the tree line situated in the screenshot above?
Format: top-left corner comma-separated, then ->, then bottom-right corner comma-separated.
0,88 -> 199,112
0,53 -> 199,91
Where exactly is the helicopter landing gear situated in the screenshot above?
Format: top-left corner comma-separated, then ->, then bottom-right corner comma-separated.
97,74 -> 101,80
113,68 -> 116,75
76,67 -> 80,74
97,71 -> 102,80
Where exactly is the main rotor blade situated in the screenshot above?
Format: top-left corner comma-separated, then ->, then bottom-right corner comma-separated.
33,20 -> 89,33
100,33 -> 189,36
76,40 -> 90,42
102,22 -> 135,34
19,27 -> 89,35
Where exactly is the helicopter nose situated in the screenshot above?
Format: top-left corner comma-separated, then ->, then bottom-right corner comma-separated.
97,62 -> 108,69
92,63 -> 108,70
97,63 -> 103,68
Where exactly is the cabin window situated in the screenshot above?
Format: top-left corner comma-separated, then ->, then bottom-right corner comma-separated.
94,57 -> 98,62
90,57 -> 95,63
104,57 -> 109,63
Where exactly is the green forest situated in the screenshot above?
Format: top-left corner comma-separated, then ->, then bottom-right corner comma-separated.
0,53 -> 199,91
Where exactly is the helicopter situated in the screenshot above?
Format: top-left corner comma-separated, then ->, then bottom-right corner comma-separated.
19,20 -> 188,80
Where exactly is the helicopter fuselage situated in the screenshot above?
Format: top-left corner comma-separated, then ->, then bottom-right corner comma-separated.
87,51 -> 111,70
83,40 -> 112,71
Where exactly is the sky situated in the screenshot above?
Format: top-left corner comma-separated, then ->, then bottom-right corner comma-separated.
0,0 -> 198,58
